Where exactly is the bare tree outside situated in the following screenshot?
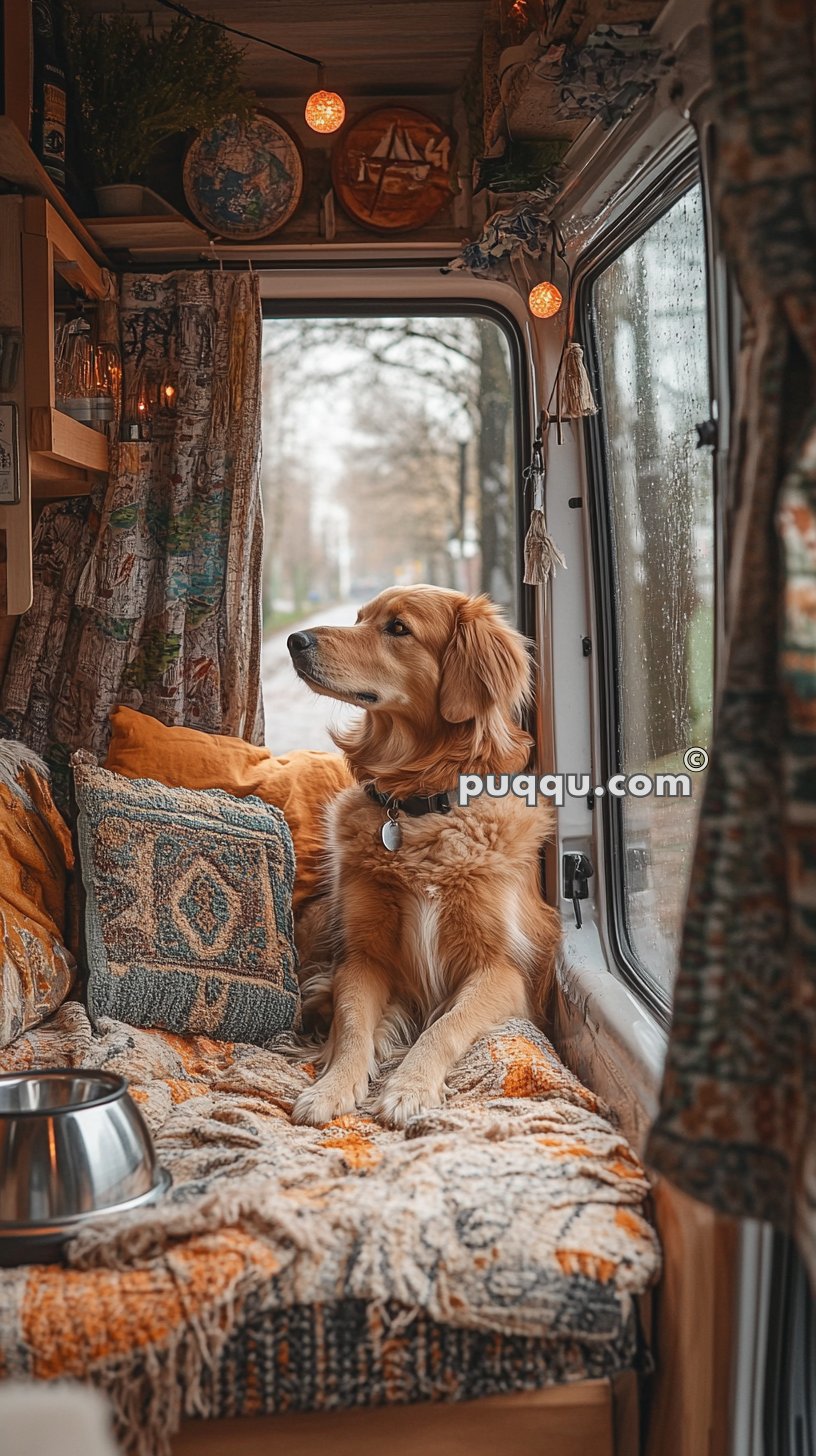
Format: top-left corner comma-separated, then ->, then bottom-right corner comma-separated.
259,314 -> 518,752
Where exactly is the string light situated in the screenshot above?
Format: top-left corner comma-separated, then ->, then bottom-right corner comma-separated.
528,281 -> 563,319
304,61 -> 345,133
305,88 -> 345,134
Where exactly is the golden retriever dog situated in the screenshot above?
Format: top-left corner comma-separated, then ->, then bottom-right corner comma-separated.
287,586 -> 561,1127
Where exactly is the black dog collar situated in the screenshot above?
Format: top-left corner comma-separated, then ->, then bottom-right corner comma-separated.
364,783 -> 454,817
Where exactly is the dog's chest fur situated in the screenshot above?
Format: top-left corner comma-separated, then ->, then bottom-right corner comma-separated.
326,788 -> 553,1011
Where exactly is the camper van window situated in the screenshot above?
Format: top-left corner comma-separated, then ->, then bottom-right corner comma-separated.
592,182 -> 714,998
260,311 -> 523,754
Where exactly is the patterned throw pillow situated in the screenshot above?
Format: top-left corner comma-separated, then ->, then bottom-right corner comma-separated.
73,754 -> 300,1043
0,741 -> 76,1047
105,705 -> 352,911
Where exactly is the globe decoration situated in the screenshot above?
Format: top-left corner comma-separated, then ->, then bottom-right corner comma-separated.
183,111 -> 304,240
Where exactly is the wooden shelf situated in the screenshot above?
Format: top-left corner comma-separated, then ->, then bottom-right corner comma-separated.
0,6 -> 112,613
0,195 -> 31,614
84,212 -> 210,259
28,409 -> 104,500
30,459 -> 94,500
24,194 -> 111,298
30,407 -> 109,473
22,199 -> 112,508
0,116 -> 109,266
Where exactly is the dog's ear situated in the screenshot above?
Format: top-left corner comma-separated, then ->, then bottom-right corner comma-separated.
439,596 -> 532,724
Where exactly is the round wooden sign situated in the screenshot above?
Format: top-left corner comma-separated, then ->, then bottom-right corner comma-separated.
331,106 -> 453,233
183,111 -> 303,240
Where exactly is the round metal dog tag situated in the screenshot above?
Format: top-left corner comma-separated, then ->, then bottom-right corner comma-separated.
381,818 -> 402,852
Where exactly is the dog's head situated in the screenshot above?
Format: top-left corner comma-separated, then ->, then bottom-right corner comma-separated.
288,586 -> 534,792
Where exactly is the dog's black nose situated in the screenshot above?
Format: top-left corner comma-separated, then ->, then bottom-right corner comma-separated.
288,630 -> 317,656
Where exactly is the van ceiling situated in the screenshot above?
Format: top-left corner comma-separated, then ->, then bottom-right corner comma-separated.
71,1 -> 488,98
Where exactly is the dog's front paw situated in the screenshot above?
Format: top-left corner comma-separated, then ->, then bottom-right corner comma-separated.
292,1075 -> 361,1126
373,1074 -> 447,1129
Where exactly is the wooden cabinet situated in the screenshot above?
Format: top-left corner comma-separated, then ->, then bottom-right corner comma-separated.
0,0 -> 115,621
0,112 -> 107,265
0,195 -> 31,618
22,195 -> 112,496
1,0 -> 32,146
0,194 -> 113,615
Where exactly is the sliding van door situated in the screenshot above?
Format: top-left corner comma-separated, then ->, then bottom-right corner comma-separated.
551,136 -> 741,1456
585,175 -> 715,1020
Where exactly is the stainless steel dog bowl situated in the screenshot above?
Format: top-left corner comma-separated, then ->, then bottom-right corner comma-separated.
0,1070 -> 171,1264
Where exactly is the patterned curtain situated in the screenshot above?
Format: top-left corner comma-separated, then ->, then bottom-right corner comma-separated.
647,0 -> 816,1281
0,271 -> 265,805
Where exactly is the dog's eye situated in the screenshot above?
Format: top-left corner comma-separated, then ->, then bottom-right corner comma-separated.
385,618 -> 411,638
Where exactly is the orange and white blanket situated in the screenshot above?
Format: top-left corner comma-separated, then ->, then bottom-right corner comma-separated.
0,1005 -> 660,1454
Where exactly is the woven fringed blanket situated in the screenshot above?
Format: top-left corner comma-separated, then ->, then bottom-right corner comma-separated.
0,1005 -> 660,1454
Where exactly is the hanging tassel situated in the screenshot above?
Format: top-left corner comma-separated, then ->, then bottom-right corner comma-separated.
560,341 -> 598,418
523,507 -> 567,585
522,425 -> 567,586
534,224 -> 596,433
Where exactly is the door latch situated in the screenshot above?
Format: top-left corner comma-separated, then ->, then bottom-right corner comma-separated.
695,417 -> 718,449
563,852 -> 594,930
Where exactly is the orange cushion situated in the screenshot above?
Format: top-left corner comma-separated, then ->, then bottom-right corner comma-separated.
105,706 -> 352,910
0,743 -> 76,1047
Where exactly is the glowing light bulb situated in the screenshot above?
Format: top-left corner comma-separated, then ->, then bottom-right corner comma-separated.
528,282 -> 563,319
305,88 -> 346,134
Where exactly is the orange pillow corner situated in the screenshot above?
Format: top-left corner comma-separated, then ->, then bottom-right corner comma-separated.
104,706 -> 352,908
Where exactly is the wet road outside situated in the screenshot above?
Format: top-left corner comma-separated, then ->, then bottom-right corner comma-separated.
261,600 -> 361,753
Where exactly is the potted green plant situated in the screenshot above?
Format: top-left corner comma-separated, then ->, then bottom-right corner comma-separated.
64,7 -> 252,214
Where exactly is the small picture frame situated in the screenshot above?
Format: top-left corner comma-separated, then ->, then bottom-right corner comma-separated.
0,402 -> 20,505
